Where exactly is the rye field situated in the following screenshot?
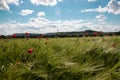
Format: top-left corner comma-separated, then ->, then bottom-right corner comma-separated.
0,36 -> 120,80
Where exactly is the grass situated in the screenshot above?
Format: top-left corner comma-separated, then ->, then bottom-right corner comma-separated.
0,36 -> 120,80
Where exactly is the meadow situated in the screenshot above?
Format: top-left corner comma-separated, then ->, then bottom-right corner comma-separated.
0,36 -> 120,80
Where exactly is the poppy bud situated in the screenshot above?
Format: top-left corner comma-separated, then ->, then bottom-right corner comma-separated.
28,48 -> 33,54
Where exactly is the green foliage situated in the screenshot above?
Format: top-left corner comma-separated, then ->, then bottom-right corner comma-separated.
0,36 -> 120,80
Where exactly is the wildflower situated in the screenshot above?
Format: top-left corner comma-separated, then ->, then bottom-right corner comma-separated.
12,34 -> 17,38
25,32 -> 29,35
28,48 -> 33,54
93,32 -> 97,37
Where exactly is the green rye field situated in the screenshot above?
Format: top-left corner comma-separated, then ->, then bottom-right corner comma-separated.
0,36 -> 120,80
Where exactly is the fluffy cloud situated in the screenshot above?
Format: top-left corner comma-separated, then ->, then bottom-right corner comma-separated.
88,0 -> 96,2
0,16 -> 120,35
96,14 -> 107,21
107,0 -> 120,14
0,0 -> 20,10
81,0 -> 120,15
37,12 -> 45,17
0,0 -> 9,10
81,6 -> 108,13
6,0 -> 19,5
20,9 -> 34,16
30,0 -> 62,6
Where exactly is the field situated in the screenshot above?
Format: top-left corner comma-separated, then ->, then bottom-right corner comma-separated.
0,36 -> 120,80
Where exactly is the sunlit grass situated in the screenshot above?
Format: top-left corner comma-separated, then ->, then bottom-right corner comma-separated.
0,36 -> 120,80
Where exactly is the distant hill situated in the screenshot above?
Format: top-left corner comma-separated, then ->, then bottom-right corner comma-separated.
1,30 -> 120,38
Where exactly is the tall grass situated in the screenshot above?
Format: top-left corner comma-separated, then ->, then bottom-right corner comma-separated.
0,36 -> 120,80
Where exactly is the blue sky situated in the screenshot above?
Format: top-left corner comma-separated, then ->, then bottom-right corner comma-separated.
0,0 -> 120,35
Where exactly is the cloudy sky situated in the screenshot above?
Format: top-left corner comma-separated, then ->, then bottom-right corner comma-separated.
0,0 -> 120,35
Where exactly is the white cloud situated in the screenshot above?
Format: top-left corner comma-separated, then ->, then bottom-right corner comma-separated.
20,9 -> 34,16
81,0 -> 120,15
0,0 -> 9,10
96,14 -> 107,21
88,0 -> 96,2
107,0 -> 120,14
30,0 -> 62,6
37,12 -> 45,17
6,0 -> 19,6
0,0 -> 20,10
0,17 -> 120,35
81,6 -> 108,13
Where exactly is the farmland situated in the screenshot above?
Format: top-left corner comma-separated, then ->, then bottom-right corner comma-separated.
0,36 -> 120,80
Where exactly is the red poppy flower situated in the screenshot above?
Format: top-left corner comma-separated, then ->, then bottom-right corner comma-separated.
12,34 -> 17,38
93,32 -> 97,37
28,48 -> 33,54
25,32 -> 29,35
